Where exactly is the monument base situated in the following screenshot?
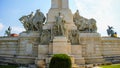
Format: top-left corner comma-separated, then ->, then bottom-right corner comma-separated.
52,36 -> 71,54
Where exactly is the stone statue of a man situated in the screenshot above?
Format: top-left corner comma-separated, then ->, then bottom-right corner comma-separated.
54,12 -> 64,36
5,26 -> 12,36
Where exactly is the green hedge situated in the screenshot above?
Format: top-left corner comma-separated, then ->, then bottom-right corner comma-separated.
49,54 -> 72,68
0,65 -> 17,68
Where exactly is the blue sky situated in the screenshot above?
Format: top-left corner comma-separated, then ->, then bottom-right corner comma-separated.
0,0 -> 120,37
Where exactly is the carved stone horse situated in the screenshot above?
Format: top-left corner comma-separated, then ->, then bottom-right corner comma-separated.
19,16 -> 30,31
32,9 -> 46,31
87,19 -> 97,32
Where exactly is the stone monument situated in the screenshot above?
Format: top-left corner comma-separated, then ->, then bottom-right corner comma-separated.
0,0 -> 120,68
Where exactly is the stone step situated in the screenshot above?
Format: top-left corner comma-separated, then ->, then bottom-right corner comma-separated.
72,64 -> 79,68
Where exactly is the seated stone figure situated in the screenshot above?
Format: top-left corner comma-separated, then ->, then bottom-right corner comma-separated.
69,30 -> 79,45
40,30 -> 51,45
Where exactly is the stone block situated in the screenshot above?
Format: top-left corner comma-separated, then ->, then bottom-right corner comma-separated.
38,45 -> 49,55
85,56 -> 104,64
78,65 -> 85,68
52,45 -> 71,54
71,45 -> 82,55
52,36 -> 71,54
86,64 -> 93,68
75,58 -> 85,65
16,57 -> 35,64
72,64 -> 79,68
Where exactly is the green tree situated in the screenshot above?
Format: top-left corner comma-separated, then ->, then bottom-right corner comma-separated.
49,54 -> 72,68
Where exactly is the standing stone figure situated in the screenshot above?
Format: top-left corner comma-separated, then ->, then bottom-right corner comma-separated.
5,26 -> 12,36
54,12 -> 65,36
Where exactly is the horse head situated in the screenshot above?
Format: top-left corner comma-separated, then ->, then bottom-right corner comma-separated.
19,16 -> 29,24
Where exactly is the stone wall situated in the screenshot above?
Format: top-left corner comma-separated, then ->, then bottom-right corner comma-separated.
71,45 -> 85,65
102,37 -> 120,56
16,32 -> 40,64
0,37 -> 18,56
0,33 -> 120,65
0,37 -> 18,63
79,33 -> 104,64
0,32 -> 40,64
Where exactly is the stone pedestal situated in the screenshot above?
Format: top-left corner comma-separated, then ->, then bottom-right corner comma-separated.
38,45 -> 49,59
51,36 -> 71,54
71,45 -> 85,65
79,33 -> 104,64
18,31 -> 40,56
17,32 -> 40,64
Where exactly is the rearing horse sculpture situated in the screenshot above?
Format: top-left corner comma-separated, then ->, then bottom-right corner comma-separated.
107,26 -> 115,37
32,9 -> 46,31
19,16 -> 30,31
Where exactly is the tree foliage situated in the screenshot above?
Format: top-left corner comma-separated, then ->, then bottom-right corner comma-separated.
49,54 -> 72,68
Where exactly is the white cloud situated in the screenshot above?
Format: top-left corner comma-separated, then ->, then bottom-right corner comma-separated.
0,23 -> 4,31
11,26 -> 25,34
74,0 -> 120,36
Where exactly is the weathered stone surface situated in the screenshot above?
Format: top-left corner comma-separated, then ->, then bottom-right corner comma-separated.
71,45 -> 82,56
52,36 -> 71,54
51,0 -> 69,9
19,9 -> 46,31
1,0 -> 120,68
73,10 -> 97,33
102,37 -> 120,56
38,45 -> 49,55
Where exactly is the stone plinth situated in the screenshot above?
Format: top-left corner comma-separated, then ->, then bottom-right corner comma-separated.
71,45 -> 85,65
79,33 -> 102,56
51,36 -> 71,54
19,32 -> 39,56
79,33 -> 104,63
102,37 -> 120,56
38,45 -> 49,59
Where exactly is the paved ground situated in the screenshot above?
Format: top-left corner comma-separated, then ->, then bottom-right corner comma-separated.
93,66 -> 102,68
